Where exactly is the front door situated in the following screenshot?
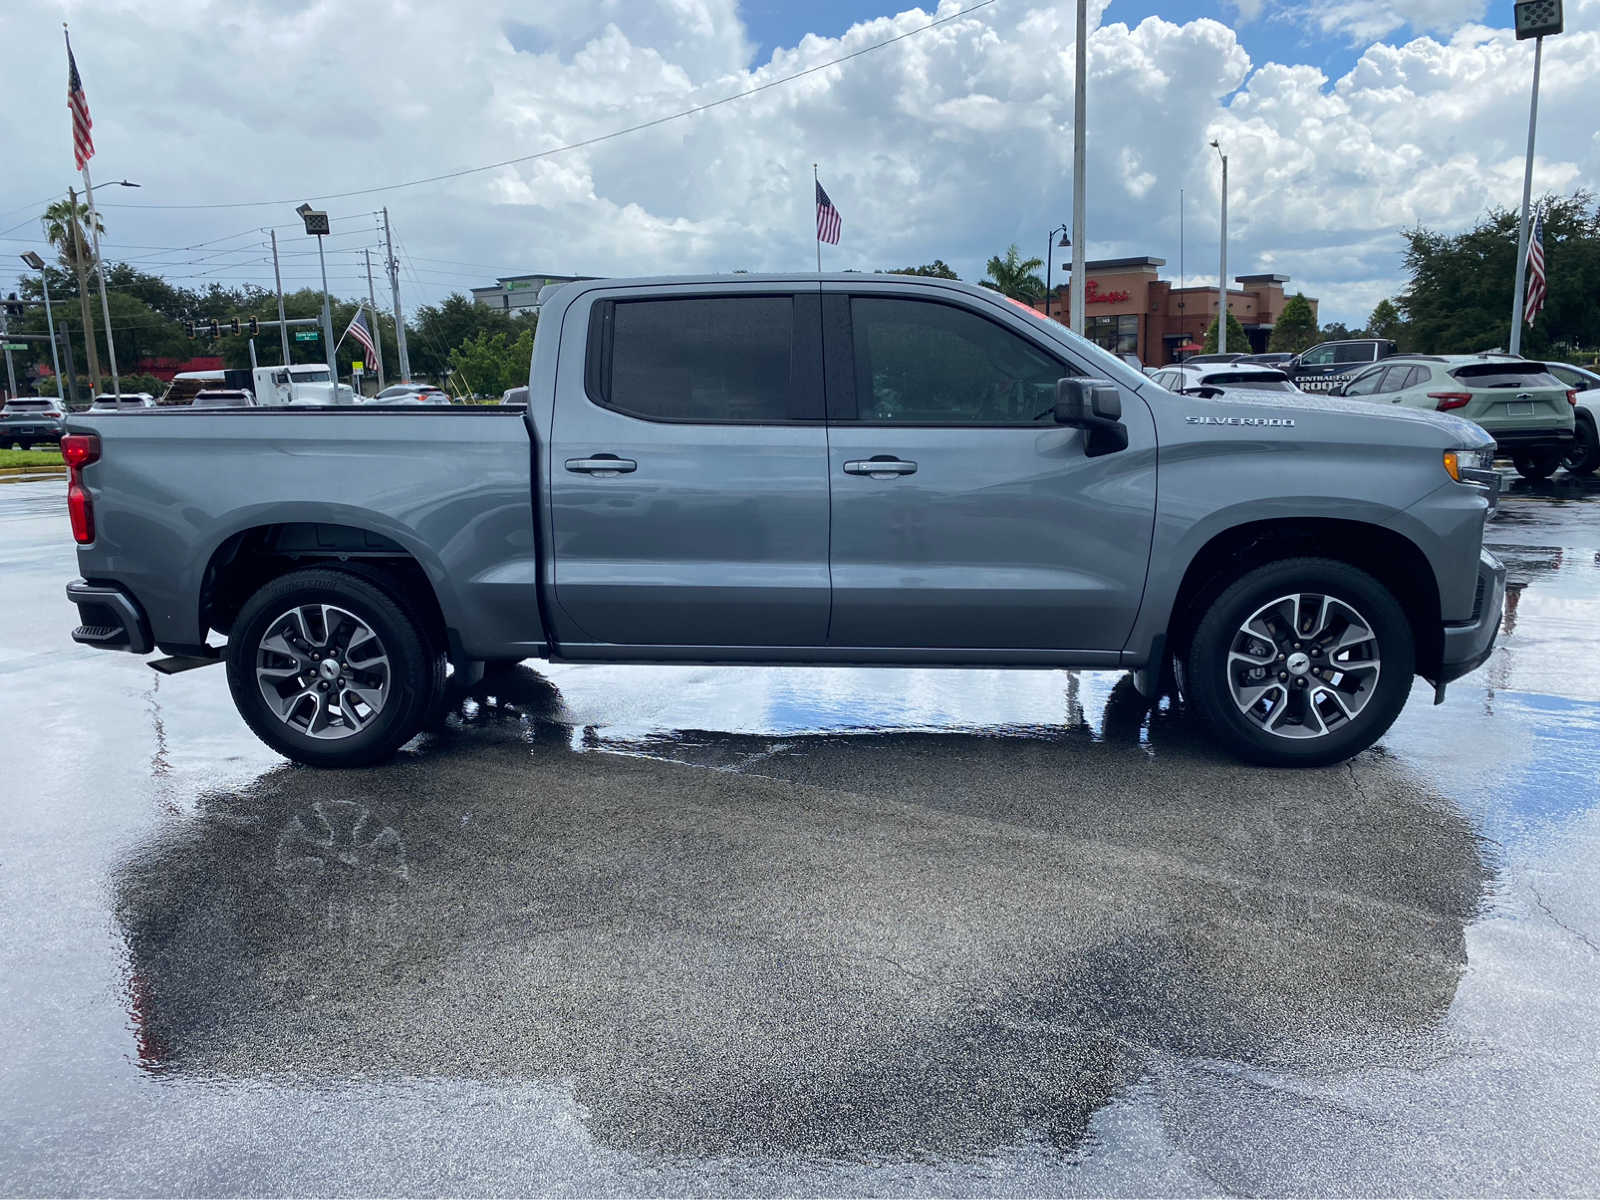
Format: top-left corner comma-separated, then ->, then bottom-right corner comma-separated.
822,289 -> 1157,653
548,288 -> 830,649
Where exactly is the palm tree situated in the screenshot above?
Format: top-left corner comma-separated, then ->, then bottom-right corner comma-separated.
979,244 -> 1046,303
42,197 -> 104,391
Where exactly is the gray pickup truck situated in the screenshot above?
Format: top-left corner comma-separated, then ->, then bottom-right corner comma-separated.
62,274 -> 1505,768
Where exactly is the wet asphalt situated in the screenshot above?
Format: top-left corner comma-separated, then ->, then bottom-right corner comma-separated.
2,469 -> 1599,1196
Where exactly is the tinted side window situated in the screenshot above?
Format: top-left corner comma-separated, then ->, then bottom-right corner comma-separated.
601,296 -> 796,422
1342,368 -> 1384,396
850,297 -> 1066,425
1333,342 -> 1374,365
1299,345 -> 1335,366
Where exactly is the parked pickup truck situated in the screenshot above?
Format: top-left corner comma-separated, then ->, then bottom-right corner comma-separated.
62,274 -> 1506,768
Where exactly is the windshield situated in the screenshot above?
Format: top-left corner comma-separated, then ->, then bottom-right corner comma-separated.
290,369 -> 331,383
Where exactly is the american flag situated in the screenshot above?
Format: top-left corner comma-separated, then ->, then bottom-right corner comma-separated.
343,308 -> 379,364
815,180 -> 841,245
1524,210 -> 1547,325
67,37 -> 94,170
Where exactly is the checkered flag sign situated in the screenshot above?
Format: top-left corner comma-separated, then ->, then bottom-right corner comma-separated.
1514,0 -> 1563,39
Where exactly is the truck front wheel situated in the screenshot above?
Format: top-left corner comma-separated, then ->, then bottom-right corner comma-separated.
225,567 -> 444,767
1185,557 -> 1415,767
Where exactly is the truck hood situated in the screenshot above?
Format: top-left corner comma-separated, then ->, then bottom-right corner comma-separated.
1149,386 -> 1493,449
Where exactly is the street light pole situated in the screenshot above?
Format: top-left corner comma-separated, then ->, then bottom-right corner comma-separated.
1508,1 -> 1563,356
297,204 -> 338,389
1044,224 -> 1070,321
1508,36 -> 1544,357
1211,140 -> 1228,355
270,229 -> 291,365
1068,0 -> 1088,336
21,253 -> 64,399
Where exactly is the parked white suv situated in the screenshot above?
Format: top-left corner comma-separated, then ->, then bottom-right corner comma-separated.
1149,363 -> 1303,399
1545,362 -> 1599,475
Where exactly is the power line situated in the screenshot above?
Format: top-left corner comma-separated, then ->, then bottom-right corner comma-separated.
91,0 -> 996,212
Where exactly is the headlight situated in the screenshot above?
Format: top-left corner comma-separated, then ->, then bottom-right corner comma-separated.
1443,446 -> 1495,482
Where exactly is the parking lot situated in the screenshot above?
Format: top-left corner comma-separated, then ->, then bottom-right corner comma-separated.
2,469 -> 1598,1196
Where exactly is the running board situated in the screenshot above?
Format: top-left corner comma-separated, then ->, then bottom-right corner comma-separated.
149,650 -> 223,675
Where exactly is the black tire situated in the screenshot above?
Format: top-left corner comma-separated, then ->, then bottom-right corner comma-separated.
16,441 -> 32,452
1185,557 -> 1415,768
225,566 -> 444,767
1512,451 -> 1561,480
1564,414 -> 1599,475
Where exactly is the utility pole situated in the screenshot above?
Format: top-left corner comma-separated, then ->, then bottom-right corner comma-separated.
66,187 -> 102,392
1068,0 -> 1087,336
365,248 -> 386,390
1,304 -> 16,399
383,207 -> 411,381
270,228 -> 291,365
1212,141 -> 1228,355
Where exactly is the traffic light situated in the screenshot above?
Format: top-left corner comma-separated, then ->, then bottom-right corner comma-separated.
229,317 -> 241,335
185,321 -> 196,338
208,319 -> 220,338
247,317 -> 259,336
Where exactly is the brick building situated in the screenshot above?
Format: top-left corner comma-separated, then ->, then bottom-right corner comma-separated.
1027,257 -> 1316,366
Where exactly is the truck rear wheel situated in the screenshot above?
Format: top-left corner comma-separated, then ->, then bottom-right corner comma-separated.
1185,557 -> 1415,767
225,567 -> 444,767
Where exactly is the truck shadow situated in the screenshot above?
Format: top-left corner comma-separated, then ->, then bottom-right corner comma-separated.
116,667 -> 1488,1163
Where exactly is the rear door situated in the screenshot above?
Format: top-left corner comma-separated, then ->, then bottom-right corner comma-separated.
821,286 -> 1157,654
547,286 -> 831,650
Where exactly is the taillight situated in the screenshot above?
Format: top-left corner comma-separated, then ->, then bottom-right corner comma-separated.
1428,392 -> 1472,411
61,434 -> 100,467
43,411 -> 61,419
61,434 -> 101,544
1568,389 -> 1579,407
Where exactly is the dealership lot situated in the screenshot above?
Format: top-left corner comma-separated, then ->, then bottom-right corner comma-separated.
2,472 -> 1599,1196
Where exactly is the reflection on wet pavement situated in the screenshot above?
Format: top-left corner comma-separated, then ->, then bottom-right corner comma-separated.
4,472 -> 1600,1194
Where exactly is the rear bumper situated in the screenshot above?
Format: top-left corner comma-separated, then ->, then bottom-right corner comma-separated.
1490,428 -> 1574,455
0,422 -> 64,440
1436,548 -> 1506,686
65,579 -> 153,654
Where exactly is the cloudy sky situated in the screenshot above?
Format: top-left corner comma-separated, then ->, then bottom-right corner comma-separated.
1,0 -> 1595,326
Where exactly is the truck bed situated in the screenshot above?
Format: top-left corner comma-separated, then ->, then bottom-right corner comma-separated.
66,407 -> 544,661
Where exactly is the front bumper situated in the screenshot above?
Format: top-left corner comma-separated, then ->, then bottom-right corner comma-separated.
1436,548 -> 1506,687
66,579 -> 153,654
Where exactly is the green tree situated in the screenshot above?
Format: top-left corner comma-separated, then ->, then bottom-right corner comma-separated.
1202,310 -> 1248,354
886,260 -> 959,279
1366,298 -> 1408,346
1399,190 -> 1600,354
1320,321 -> 1355,342
448,327 -> 536,397
410,293 -> 525,378
1267,292 -> 1319,353
41,197 -> 105,390
978,245 -> 1045,302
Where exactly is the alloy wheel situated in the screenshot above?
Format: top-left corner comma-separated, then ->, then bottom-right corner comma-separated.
255,604 -> 391,740
1225,592 -> 1381,740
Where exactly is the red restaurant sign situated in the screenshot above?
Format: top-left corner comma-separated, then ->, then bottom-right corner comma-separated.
1085,280 -> 1130,304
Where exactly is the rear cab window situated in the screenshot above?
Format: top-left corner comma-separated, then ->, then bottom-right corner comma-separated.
588,295 -> 813,422
1201,372 -> 1297,392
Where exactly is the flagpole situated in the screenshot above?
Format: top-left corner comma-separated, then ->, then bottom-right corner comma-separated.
1508,32 -> 1543,357
65,27 -> 119,397
813,163 -> 821,273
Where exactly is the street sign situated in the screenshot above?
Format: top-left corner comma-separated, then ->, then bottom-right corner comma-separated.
351,361 -> 364,372
294,330 -> 320,342
2,343 -> 26,351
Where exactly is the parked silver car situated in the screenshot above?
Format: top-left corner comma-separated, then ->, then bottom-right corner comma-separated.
0,397 -> 67,448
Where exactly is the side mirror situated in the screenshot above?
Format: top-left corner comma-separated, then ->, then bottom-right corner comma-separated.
1054,377 -> 1128,457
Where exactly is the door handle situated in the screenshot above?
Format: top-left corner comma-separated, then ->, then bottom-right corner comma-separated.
843,457 -> 917,478
565,455 -> 637,475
